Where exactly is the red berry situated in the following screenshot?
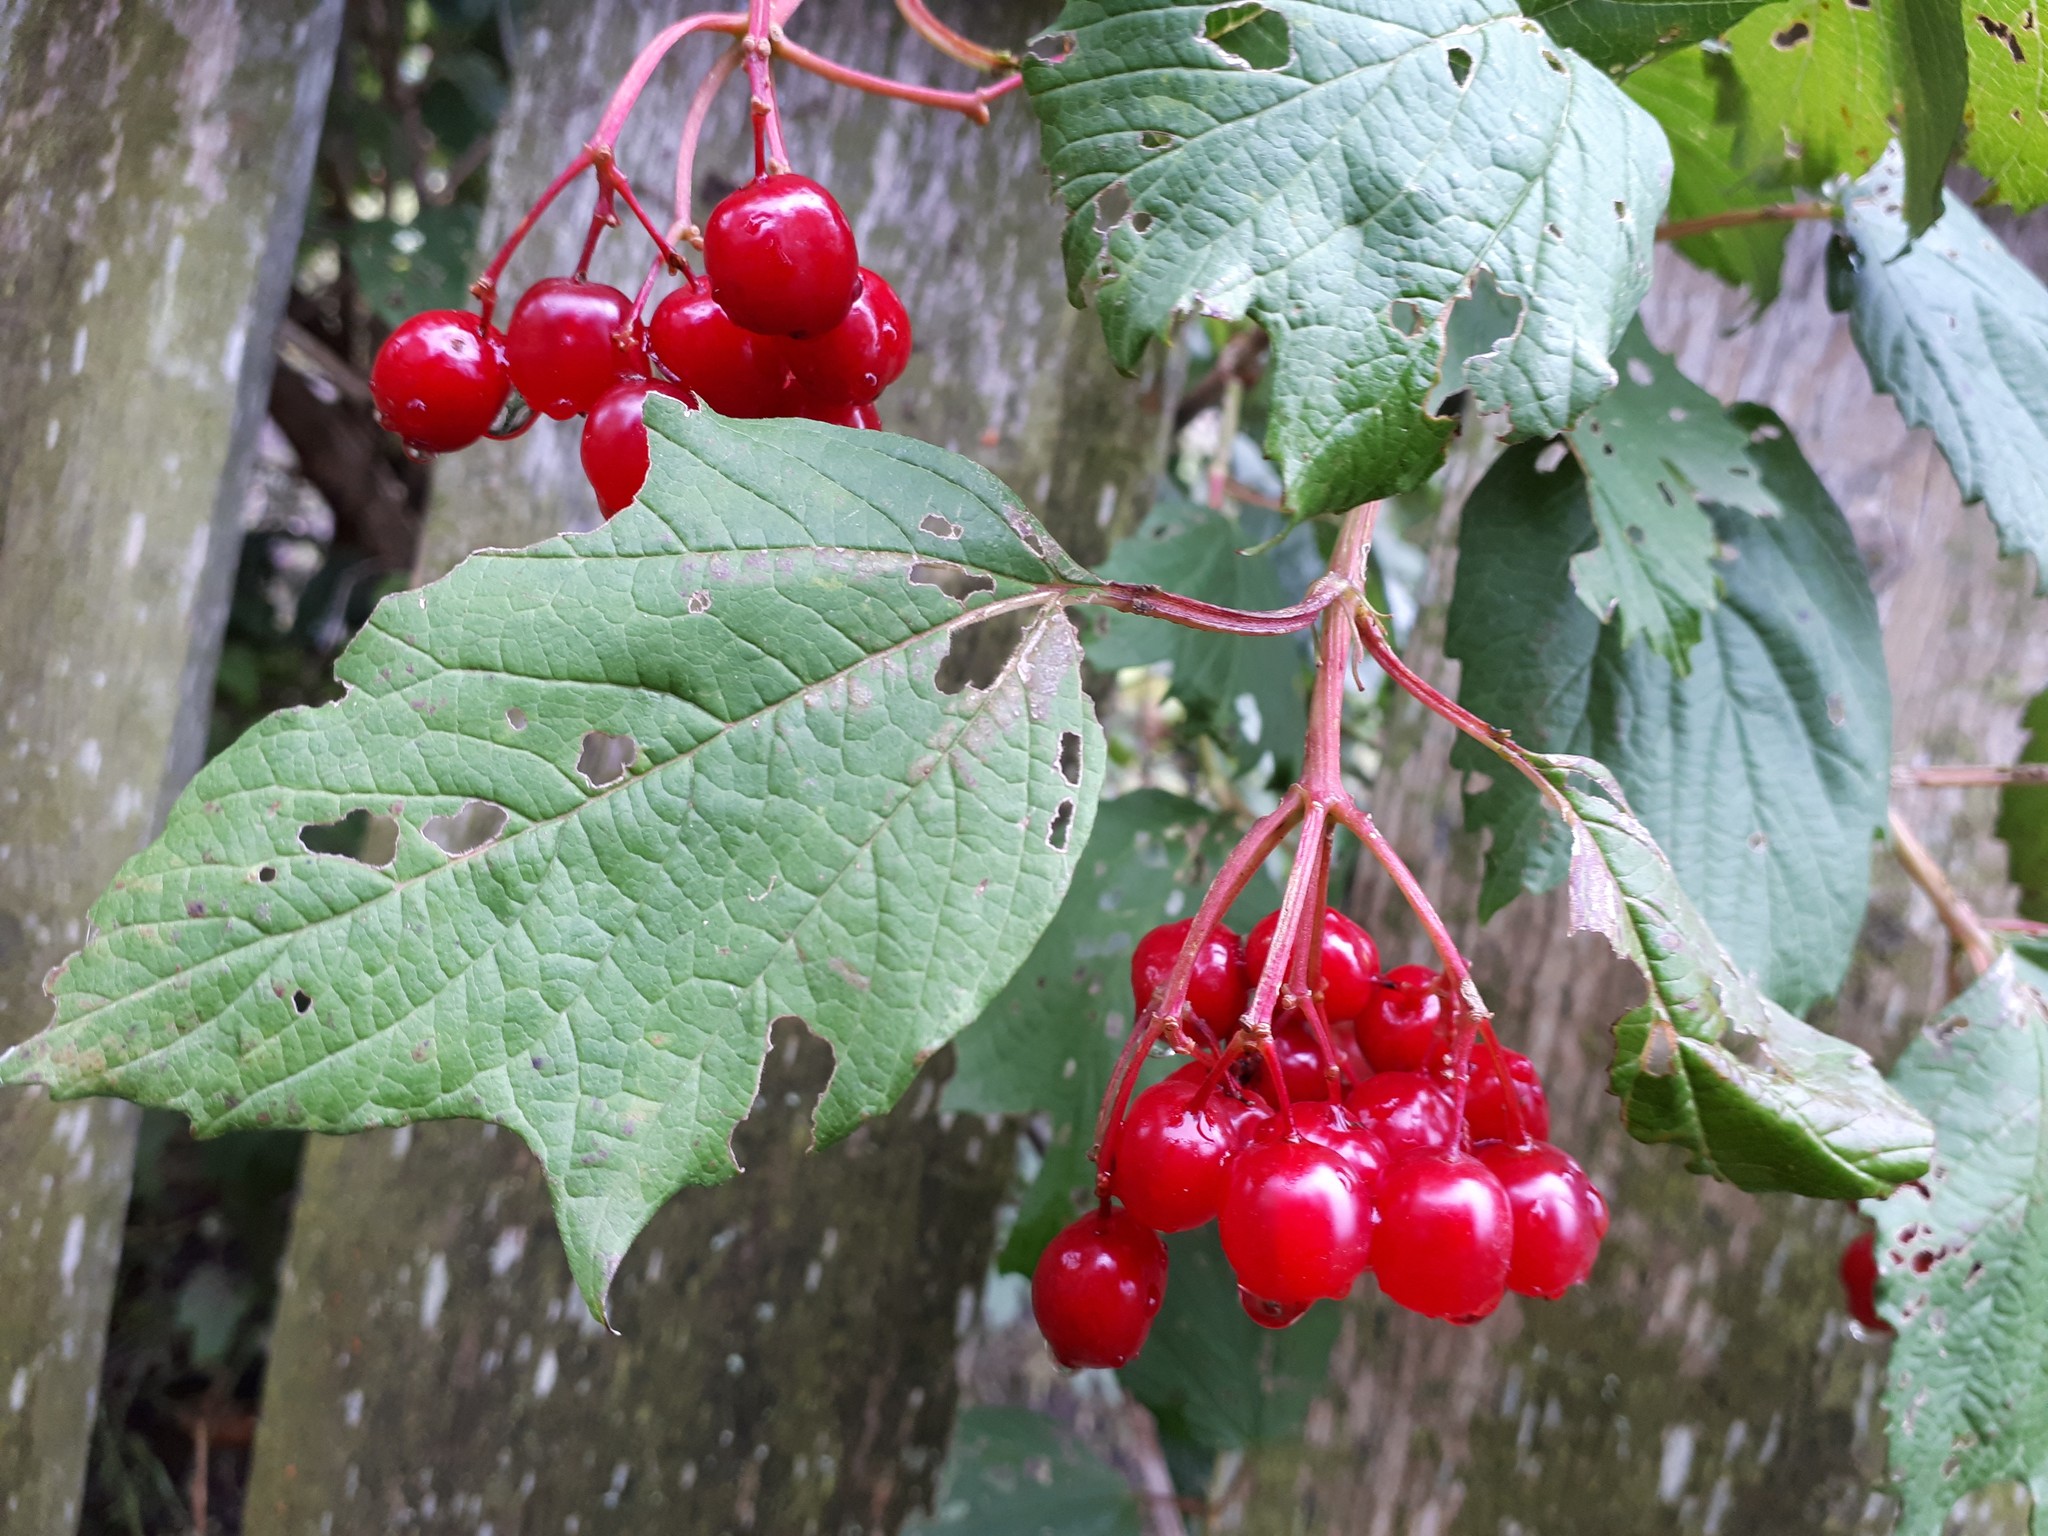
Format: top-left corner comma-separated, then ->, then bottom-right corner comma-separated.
1373,1152 -> 1514,1322
1474,1141 -> 1605,1299
1238,1287 -> 1310,1330
649,288 -> 800,418
1840,1230 -> 1891,1333
1248,1100 -> 1388,1196
1031,1207 -> 1169,1369
580,379 -> 696,516
800,398 -> 884,429
1131,919 -> 1248,1044
786,268 -> 912,405
1111,1072 -> 1261,1233
369,309 -> 509,453
1245,1014 -> 1366,1104
1219,1138 -> 1372,1306
1347,1072 -> 1458,1159
505,277 -> 646,419
1358,965 -> 1448,1074
704,173 -> 861,337
1466,1045 -> 1550,1143
1245,909 -> 1380,1022
854,401 -> 882,430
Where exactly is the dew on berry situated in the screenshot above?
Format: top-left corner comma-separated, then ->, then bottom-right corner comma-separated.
1111,1070 -> 1260,1232
1238,1286 -> 1310,1330
1247,1099 -> 1388,1196
1031,1206 -> 1169,1369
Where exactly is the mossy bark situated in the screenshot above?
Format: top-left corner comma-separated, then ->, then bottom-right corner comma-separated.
0,1 -> 340,1528
244,4 -> 1160,1532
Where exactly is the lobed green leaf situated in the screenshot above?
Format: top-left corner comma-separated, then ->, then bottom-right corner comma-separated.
0,407 -> 1105,1319
1023,0 -> 1670,516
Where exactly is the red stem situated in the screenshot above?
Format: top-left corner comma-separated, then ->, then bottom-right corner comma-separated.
895,0 -> 1020,72
1091,581 -> 1336,637
591,12 -> 748,150
746,0 -> 792,175
671,43 -> 748,246
471,148 -> 598,324
770,29 -> 1012,122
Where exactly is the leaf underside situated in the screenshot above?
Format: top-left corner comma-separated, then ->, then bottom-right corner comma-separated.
1838,149 -> 2048,593
1449,392 -> 1891,1012
1024,0 -> 1670,517
1545,757 -> 1930,1196
1866,947 -> 2048,1536
0,407 -> 1105,1318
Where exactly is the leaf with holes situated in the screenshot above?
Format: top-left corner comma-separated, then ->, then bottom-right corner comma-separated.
0,406 -> 1105,1319
1087,496 -> 1310,774
1624,44 -> 1792,304
946,789 -> 1276,1272
1836,148 -> 2048,592
1864,945 -> 2048,1536
1518,0 -> 1771,75
1538,756 -> 1930,1196
1721,0 -> 1896,190
1024,0 -> 1670,517
1997,688 -> 2048,923
900,1408 -> 1141,1536
1564,322 -> 1776,667
1962,2 -> 2048,210
1450,398 -> 1891,1012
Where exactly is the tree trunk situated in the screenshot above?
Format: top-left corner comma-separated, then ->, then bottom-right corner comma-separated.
243,4 -> 1162,1532
0,1 -> 339,1529
1218,231 -> 2048,1533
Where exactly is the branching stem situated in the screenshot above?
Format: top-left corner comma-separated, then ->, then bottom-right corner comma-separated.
895,0 -> 1020,72
1889,809 -> 1998,980
1655,201 -> 1836,242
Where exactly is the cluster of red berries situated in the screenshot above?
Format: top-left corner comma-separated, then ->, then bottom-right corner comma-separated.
1031,910 -> 1608,1369
367,173 -> 909,515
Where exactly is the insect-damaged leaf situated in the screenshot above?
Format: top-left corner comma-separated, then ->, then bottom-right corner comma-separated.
1865,945 -> 2048,1536
0,407 -> 1105,1320
1540,756 -> 1931,1197
1024,0 -> 1669,517
1518,0 -> 1770,75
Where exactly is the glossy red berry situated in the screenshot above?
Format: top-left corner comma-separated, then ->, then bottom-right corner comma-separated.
649,288 -> 798,418
1238,1287 -> 1310,1330
1373,1152 -> 1514,1322
1245,1014 -> 1366,1105
1248,1100 -> 1388,1197
1111,1072 -> 1261,1233
786,269 -> 912,405
1465,1045 -> 1550,1143
505,277 -> 646,419
1347,1071 -> 1458,1159
1219,1138 -> 1372,1306
1358,964 -> 1448,1074
1245,909 -> 1380,1022
1840,1230 -> 1891,1334
580,379 -> 696,516
1131,918 -> 1248,1044
1474,1141 -> 1605,1299
369,309 -> 509,453
705,173 -> 861,337
800,397 -> 885,429
1031,1207 -> 1169,1369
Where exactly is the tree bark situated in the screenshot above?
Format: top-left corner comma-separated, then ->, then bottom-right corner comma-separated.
1218,232 -> 2048,1534
244,4 -> 1162,1532
0,1 -> 340,1529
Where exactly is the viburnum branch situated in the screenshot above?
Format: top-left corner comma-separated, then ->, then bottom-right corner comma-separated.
1655,201 -> 1836,242
591,12 -> 749,150
769,28 -> 1012,122
1087,581 -> 1337,636
895,0 -> 1020,73
1889,809 -> 1998,980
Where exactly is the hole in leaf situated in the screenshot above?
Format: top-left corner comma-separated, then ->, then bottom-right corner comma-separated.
506,707 -> 528,731
1389,299 -> 1429,338
1614,200 -> 1629,221
1626,356 -> 1655,387
1028,30 -> 1076,66
687,589 -> 713,615
1430,269 -> 1526,411
1202,3 -> 1291,68
918,512 -> 964,541
1059,730 -> 1083,786
1772,20 -> 1811,47
1446,46 -> 1472,87
577,731 -> 638,789
1749,420 -> 1783,443
1139,129 -> 1175,150
257,866 -> 277,883
1541,48 -> 1566,72
1845,0 -> 1869,8
422,799 -> 511,858
1979,15 -> 2027,62
299,809 -> 400,868
1535,441 -> 1569,474
1049,799 -> 1076,850
1094,182 -> 1134,234
1544,221 -> 1564,241
1131,210 -> 1154,234
293,989 -> 312,1014
936,610 -> 1025,695
909,561 -> 997,604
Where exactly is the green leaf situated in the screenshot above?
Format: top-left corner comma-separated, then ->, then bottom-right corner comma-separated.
1961,2 -> 2048,210
1624,45 -> 1793,305
1087,496 -> 1309,773
947,790 -> 1277,1272
1024,0 -> 1671,517
901,1407 -> 1141,1536
1544,756 -> 1932,1195
1519,0 -> 1770,74
1886,0 -> 1968,234
1722,0 -> 1896,189
1865,946 -> 2048,1536
1564,322 -> 1776,668
1837,148 -> 2048,592
0,408 -> 1105,1319
1997,689 -> 2048,923
1449,394 -> 1892,1012
1119,1226 -> 1340,1455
